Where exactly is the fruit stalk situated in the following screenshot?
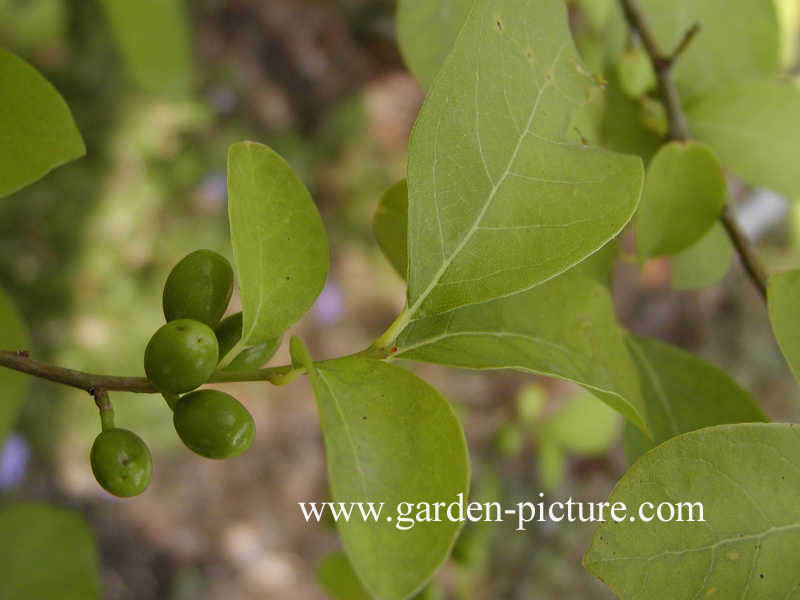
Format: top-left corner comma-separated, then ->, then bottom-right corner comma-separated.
92,388 -> 115,431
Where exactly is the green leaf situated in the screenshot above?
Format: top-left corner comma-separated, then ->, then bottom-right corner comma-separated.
405,0 -> 643,319
585,423 -> 800,599
374,180 -> 408,278
767,269 -> 800,383
0,503 -> 101,600
298,347 -> 469,600
0,288 -> 29,444
670,222 -> 733,290
395,272 -> 647,433
395,0 -> 473,89
227,142 -> 329,346
622,335 -> 766,463
687,79 -> 800,198
100,0 -> 192,96
637,141 -> 727,259
0,48 -> 85,198
373,178 -> 618,284
638,0 -> 779,102
316,551 -> 371,600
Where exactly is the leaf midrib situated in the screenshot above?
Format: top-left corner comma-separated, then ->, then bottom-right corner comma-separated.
406,42 -> 566,321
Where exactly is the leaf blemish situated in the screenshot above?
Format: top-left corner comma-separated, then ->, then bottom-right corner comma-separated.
495,17 -> 503,31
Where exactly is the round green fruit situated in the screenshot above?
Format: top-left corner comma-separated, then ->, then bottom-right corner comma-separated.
144,319 -> 219,393
173,389 -> 255,459
163,249 -> 234,327
90,428 -> 152,497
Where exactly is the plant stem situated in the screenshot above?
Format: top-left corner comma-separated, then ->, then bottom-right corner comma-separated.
618,0 -> 769,299
0,350 -> 295,394
371,307 -> 412,352
719,206 -> 768,298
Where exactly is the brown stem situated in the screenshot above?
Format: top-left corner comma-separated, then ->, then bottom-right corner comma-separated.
719,206 -> 768,299
618,0 -> 769,298
0,350 -> 294,394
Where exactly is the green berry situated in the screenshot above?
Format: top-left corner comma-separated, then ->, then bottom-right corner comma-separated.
173,389 -> 255,459
144,319 -> 218,393
214,312 -> 280,371
163,249 -> 234,327
90,428 -> 152,497
616,46 -> 656,99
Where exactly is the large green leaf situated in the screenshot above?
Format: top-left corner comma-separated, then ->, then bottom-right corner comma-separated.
0,48 -> 85,198
374,179 -> 408,278
395,272 -> 647,433
0,503 -> 101,599
636,141 -> 727,258
395,0 -> 473,89
585,423 -> 800,599
405,0 -> 643,319
622,336 -> 766,462
100,0 -> 192,96
0,289 -> 29,444
767,269 -> 800,382
670,222 -> 732,290
373,178 -> 619,286
687,79 -> 800,198
296,343 -> 469,600
638,0 -> 780,102
226,142 -> 329,349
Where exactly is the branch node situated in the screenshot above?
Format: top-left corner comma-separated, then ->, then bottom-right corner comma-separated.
667,22 -> 701,66
618,0 -> 769,298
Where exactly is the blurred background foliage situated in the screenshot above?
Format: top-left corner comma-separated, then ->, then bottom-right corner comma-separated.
1,1 -> 799,599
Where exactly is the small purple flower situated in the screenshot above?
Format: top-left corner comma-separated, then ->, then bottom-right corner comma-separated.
208,86 -> 238,115
0,434 -> 30,489
199,171 -> 228,202
312,281 -> 344,325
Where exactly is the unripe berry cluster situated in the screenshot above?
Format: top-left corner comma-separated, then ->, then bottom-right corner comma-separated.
91,250 -> 256,497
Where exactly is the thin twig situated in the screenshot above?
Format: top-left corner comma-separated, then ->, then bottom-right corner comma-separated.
719,206 -> 768,298
619,0 -> 769,299
0,350 -> 294,394
668,22 -> 701,65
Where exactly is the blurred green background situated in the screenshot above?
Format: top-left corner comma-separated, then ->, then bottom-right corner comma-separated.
1,1 -> 799,599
